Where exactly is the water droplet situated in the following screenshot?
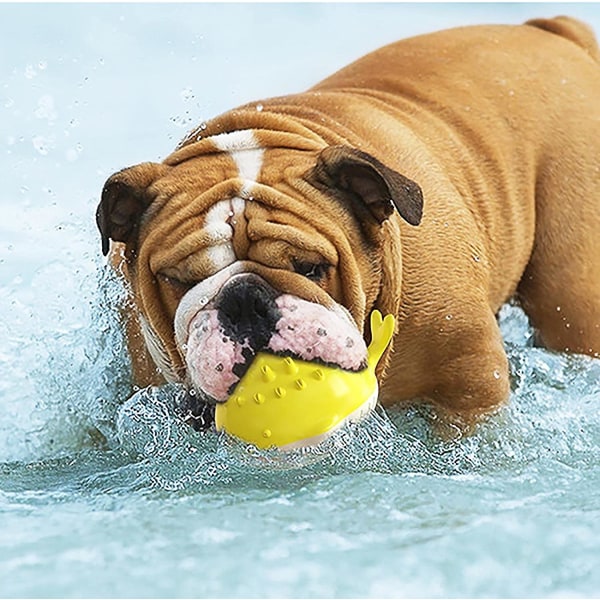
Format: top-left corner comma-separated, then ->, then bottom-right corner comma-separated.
35,94 -> 57,122
32,135 -> 51,155
493,370 -> 501,380
256,103 -> 263,112
180,87 -> 195,102
24,64 -> 37,79
445,314 -> 453,320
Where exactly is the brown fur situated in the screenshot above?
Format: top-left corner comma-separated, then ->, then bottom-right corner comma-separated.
99,17 -> 600,425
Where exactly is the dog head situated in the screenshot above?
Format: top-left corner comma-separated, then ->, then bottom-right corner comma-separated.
97,121 -> 423,402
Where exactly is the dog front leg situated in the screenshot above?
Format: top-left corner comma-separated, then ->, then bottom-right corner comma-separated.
428,309 -> 511,427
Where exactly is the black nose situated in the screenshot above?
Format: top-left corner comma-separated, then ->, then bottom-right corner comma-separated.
216,278 -> 281,348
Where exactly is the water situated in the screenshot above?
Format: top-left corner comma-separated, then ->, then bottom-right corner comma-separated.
1,3 -> 599,598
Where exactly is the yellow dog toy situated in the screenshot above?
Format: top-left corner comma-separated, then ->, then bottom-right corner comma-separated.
215,310 -> 395,449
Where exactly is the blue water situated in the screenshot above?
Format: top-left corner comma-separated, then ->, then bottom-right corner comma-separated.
1,4 -> 599,598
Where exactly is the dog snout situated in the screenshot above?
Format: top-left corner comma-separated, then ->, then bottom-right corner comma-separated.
216,277 -> 281,347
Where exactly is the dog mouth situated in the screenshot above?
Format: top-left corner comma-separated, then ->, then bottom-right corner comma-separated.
180,283 -> 368,405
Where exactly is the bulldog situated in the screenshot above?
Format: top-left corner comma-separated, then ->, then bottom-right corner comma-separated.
97,16 -> 600,432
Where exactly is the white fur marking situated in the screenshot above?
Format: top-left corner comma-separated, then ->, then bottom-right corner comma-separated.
139,315 -> 179,383
202,198 -> 243,273
202,133 -> 262,275
212,130 -> 264,196
204,199 -> 235,242
207,243 -> 236,272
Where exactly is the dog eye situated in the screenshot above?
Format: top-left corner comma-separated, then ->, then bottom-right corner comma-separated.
158,273 -> 194,291
292,260 -> 330,281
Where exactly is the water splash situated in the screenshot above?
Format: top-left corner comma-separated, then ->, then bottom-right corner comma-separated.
0,261 -> 132,461
109,297 -> 599,489
114,355 -> 600,491
2,261 -> 599,489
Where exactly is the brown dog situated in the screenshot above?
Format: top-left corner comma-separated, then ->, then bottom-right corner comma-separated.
97,16 -> 600,430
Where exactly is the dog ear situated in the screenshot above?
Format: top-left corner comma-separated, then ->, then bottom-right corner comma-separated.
311,146 -> 423,226
96,162 -> 168,256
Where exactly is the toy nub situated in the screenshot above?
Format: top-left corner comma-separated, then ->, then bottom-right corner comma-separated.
215,310 -> 395,449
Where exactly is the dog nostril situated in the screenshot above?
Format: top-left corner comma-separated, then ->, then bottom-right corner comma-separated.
254,297 -> 270,319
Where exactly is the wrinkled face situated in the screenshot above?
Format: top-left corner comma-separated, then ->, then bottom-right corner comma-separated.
97,124 -> 423,405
